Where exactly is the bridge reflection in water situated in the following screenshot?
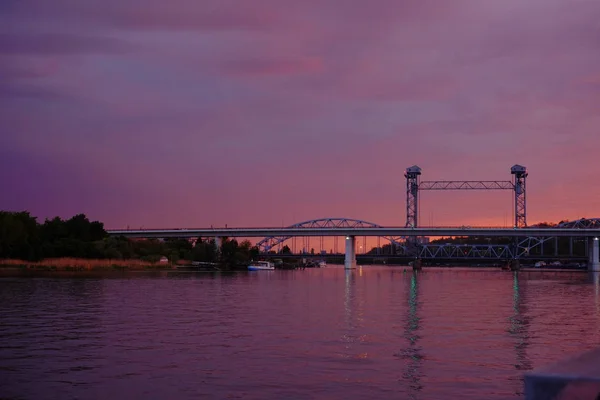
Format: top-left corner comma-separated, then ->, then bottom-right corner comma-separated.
342,268 -> 366,360
594,272 -> 600,334
509,272 -> 532,373
397,271 -> 423,399
336,268 -> 600,397
344,269 -> 355,331
507,272 -> 532,397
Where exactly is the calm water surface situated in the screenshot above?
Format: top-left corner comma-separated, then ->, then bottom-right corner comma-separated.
2,266 -> 600,399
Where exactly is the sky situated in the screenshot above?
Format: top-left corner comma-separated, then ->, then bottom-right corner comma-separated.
1,0 -> 599,230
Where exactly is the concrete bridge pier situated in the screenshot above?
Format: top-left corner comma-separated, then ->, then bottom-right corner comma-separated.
589,237 -> 599,271
345,236 -> 356,269
510,259 -> 520,271
412,259 -> 422,271
215,237 -> 222,259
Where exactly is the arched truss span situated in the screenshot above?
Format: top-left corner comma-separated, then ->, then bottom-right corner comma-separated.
256,218 -> 403,253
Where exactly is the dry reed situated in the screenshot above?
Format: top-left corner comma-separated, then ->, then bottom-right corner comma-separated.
0,258 -> 175,271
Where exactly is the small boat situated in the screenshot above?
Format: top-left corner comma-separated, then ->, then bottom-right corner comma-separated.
248,261 -> 275,271
176,261 -> 220,271
302,259 -> 326,268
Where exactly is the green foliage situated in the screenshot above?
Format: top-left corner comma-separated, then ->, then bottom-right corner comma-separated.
0,211 -> 41,260
249,245 -> 260,260
280,245 -> 291,254
192,239 -> 216,262
0,211 -> 107,261
0,211 -> 297,267
210,238 -> 261,269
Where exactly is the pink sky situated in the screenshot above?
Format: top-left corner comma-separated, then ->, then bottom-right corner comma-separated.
1,0 -> 599,229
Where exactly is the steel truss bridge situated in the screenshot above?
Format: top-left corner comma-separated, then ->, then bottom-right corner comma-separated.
253,217 -> 600,260
109,218 -> 600,260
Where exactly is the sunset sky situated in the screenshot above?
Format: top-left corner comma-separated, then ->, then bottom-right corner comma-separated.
1,0 -> 599,230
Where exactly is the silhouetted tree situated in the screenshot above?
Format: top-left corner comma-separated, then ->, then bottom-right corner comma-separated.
0,211 -> 41,260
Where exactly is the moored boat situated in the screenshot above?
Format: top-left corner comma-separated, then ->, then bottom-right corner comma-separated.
247,261 -> 275,271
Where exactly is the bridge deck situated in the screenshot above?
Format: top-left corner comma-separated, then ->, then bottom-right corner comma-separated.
107,227 -> 600,238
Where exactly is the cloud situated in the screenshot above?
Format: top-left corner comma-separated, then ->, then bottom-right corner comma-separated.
1,0 -> 283,33
220,56 -> 324,77
0,33 -> 134,56
1,0 -> 600,227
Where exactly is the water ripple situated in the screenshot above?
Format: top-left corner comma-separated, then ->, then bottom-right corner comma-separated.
1,268 -> 599,399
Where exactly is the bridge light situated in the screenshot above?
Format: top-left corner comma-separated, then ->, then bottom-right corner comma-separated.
346,236 -> 350,240
595,237 -> 599,241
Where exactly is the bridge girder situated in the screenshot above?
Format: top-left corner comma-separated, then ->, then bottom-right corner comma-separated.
418,244 -> 513,259
419,181 -> 514,190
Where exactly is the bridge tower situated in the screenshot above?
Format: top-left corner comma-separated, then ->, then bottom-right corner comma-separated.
404,164 -> 528,230
511,165 -> 528,228
404,165 -> 421,228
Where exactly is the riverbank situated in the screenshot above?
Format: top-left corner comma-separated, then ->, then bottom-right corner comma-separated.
0,258 -> 174,271
0,258 -> 257,274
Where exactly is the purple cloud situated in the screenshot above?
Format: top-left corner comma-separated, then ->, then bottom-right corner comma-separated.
0,33 -> 133,55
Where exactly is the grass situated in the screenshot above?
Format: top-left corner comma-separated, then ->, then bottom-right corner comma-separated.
0,258 -> 175,271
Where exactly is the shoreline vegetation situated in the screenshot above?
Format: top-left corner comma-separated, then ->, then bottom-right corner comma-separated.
0,211 -> 260,272
0,257 -> 174,271
0,257 -> 254,271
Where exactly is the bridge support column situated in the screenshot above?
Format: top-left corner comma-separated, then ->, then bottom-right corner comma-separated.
412,259 -> 422,271
589,237 -> 599,271
215,237 -> 222,260
345,236 -> 356,269
510,259 -> 520,271
569,237 -> 573,256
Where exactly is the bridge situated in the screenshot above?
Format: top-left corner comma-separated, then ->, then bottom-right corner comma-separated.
108,225 -> 600,270
107,165 -> 600,271
109,226 -> 600,239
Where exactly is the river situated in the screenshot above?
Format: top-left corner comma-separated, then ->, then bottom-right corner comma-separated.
1,266 -> 599,399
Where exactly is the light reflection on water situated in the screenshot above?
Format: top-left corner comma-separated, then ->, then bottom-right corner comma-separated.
1,267 -> 600,399
401,272 -> 423,399
509,273 -> 532,374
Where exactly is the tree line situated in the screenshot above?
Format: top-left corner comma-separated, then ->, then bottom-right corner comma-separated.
0,211 -> 258,267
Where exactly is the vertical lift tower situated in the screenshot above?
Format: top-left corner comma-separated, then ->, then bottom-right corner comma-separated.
404,165 -> 529,264
404,164 -> 528,229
